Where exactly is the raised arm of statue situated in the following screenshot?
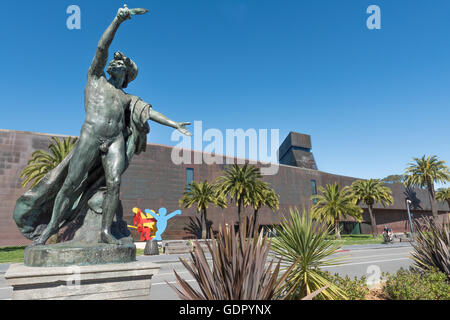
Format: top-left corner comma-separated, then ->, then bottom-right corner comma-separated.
87,5 -> 149,78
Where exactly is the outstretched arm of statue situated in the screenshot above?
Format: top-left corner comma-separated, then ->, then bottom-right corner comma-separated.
147,108 -> 192,136
88,5 -> 148,78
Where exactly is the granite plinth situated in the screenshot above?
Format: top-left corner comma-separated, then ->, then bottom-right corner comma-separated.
24,241 -> 136,267
5,261 -> 160,300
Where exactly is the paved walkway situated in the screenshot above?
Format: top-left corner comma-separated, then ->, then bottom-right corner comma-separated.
0,242 -> 414,300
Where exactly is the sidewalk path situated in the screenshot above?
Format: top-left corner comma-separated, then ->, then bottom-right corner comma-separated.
0,242 -> 414,300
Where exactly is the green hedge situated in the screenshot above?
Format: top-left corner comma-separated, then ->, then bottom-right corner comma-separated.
383,268 -> 450,300
325,272 -> 369,300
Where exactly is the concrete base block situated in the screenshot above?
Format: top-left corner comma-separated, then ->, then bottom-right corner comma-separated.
163,240 -> 193,254
5,261 -> 160,300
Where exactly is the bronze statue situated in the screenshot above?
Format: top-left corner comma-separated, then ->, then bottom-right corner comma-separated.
14,5 -> 192,247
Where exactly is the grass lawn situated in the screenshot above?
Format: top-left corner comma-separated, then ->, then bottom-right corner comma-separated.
326,234 -> 385,245
0,246 -> 146,264
0,236 -> 383,264
0,246 -> 26,264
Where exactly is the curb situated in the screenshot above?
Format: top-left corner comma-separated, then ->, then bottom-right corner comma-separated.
341,243 -> 413,251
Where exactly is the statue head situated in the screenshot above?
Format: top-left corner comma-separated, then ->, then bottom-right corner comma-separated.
106,51 -> 138,88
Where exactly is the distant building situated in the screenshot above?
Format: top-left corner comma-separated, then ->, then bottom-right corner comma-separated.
0,129 -> 448,246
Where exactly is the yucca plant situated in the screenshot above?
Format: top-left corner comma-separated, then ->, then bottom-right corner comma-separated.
271,208 -> 348,300
411,217 -> 450,278
168,217 -> 325,300
20,136 -> 78,188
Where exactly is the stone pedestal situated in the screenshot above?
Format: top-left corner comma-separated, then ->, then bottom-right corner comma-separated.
24,242 -> 136,267
5,261 -> 160,300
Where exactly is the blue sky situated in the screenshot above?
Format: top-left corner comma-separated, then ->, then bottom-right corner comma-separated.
1,0 -> 449,184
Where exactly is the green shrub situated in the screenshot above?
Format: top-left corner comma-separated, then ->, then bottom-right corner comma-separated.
384,268 -> 450,300
324,272 -> 369,300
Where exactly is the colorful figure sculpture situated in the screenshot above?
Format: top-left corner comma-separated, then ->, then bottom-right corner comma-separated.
131,207 -> 157,241
145,208 -> 182,241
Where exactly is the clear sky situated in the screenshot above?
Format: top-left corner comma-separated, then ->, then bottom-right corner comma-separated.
1,0 -> 449,184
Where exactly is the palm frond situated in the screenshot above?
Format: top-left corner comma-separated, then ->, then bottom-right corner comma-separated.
20,136 -> 78,188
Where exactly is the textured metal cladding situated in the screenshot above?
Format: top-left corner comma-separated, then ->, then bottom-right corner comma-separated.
0,129 -> 448,245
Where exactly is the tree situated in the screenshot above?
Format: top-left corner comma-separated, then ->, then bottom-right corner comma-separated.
20,136 -> 78,188
404,155 -> 450,222
248,180 -> 280,234
436,188 -> 450,211
311,183 -> 363,239
381,174 -> 404,184
179,181 -> 226,239
351,179 -> 394,237
216,163 -> 262,227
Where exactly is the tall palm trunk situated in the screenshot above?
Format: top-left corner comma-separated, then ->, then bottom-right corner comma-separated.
201,208 -> 207,239
335,220 -> 341,239
252,208 -> 260,236
427,181 -> 439,223
237,198 -> 242,229
367,204 -> 377,237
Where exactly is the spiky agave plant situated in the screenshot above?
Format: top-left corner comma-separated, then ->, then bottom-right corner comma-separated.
20,136 -> 78,188
168,217 -> 326,300
271,208 -> 348,300
168,217 -> 285,300
411,217 -> 450,278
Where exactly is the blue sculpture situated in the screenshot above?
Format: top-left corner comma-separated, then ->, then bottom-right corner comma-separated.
145,208 -> 182,241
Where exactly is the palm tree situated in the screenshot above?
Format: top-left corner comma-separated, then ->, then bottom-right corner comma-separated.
404,155 -> 450,222
436,188 -> 450,211
179,181 -> 226,239
351,179 -> 394,237
215,163 -> 262,227
20,136 -> 78,188
248,181 -> 280,234
311,183 -> 363,239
